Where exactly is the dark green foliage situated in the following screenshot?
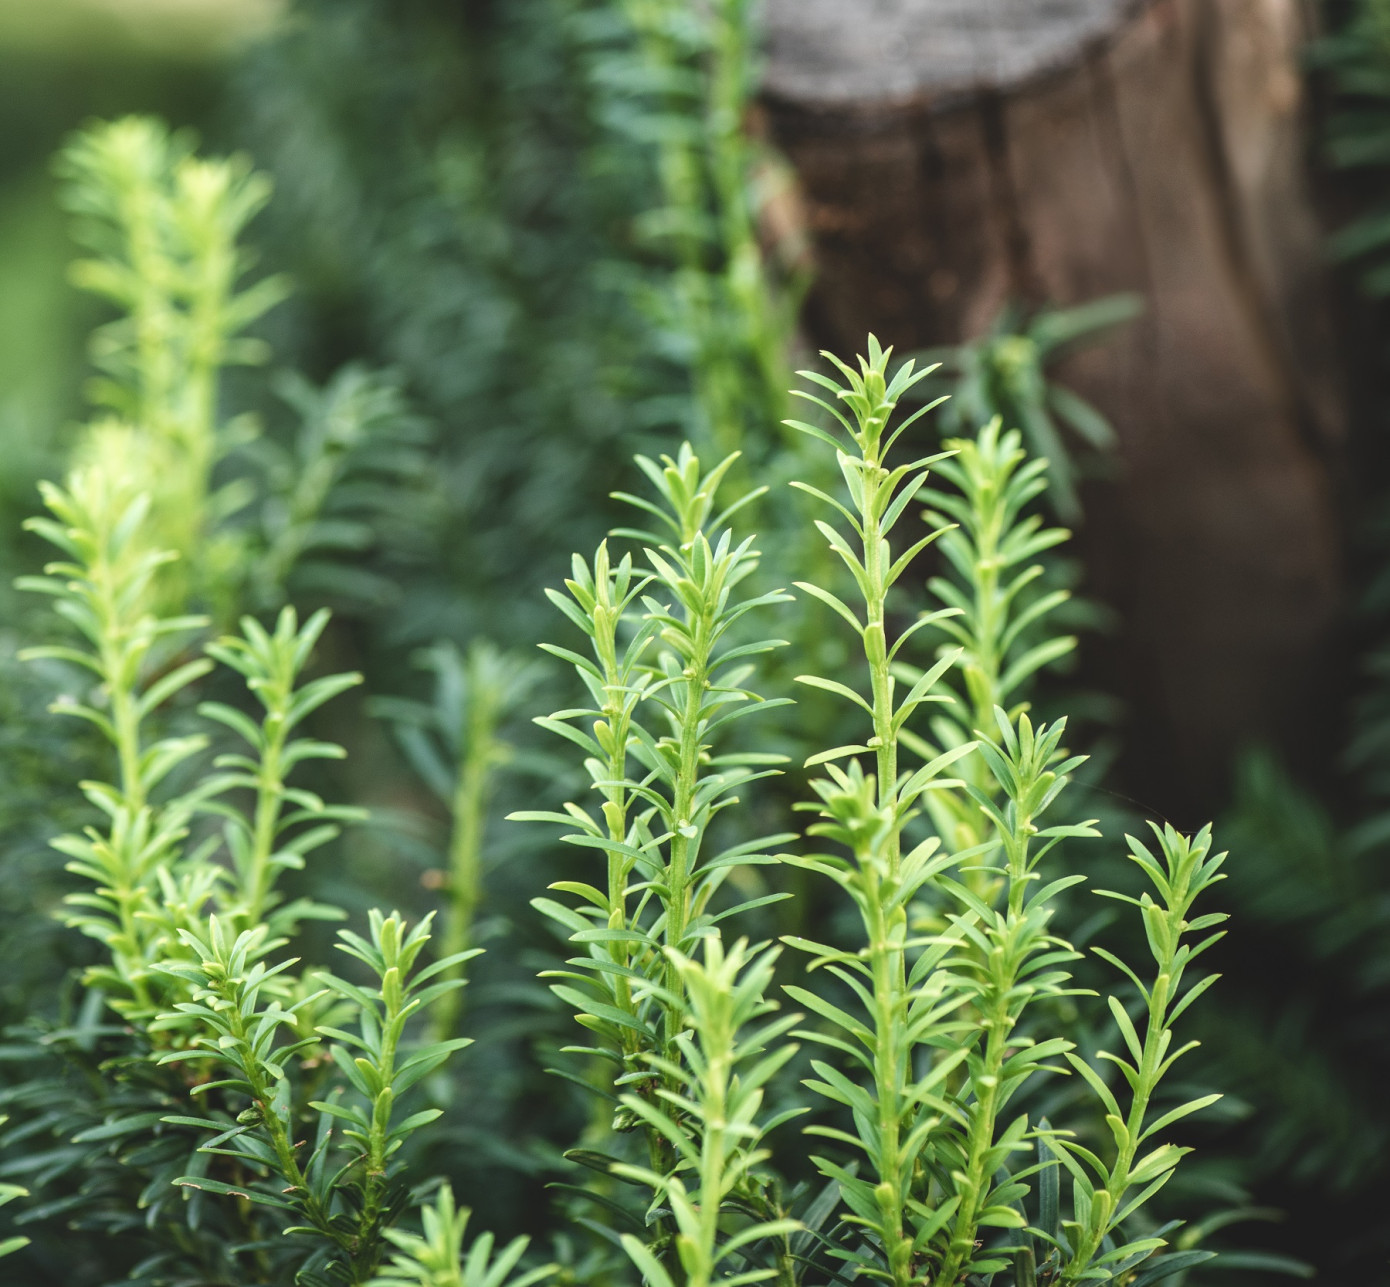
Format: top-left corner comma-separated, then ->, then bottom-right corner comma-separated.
1204,749 -> 1390,1275
1315,0 -> 1390,292
240,365 -> 437,615
231,0 -> 662,645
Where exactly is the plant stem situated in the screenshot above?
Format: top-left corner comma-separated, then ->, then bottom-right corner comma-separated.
430,678 -> 501,1041
663,630 -> 710,1023
243,714 -> 287,929
857,457 -> 916,1286
938,804 -> 1035,1284
94,531 -> 156,1012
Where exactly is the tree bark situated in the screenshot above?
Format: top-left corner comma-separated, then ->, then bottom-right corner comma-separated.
762,0 -> 1345,812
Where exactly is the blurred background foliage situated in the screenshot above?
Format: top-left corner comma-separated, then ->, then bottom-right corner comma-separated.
1,0 -> 1390,1283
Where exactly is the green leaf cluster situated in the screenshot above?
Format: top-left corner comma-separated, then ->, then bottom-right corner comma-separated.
522,337 -> 1229,1287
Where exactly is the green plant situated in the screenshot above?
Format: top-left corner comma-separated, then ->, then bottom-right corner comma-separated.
783,341 -> 1220,1286
13,452 -> 471,1279
520,337 -> 1226,1286
602,0 -> 802,465
57,115 -> 288,614
519,444 -> 794,1268
375,640 -> 546,1039
369,1185 -> 555,1287
156,909 -> 475,1283
0,1117 -> 28,1261
0,116 -> 527,1287
613,938 -> 801,1287
907,416 -> 1076,856
0,36 -> 1247,1280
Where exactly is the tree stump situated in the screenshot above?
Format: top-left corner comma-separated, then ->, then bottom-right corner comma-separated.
762,0 -> 1345,811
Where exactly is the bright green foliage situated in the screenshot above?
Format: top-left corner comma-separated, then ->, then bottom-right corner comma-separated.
17,468 -> 213,1023
927,714 -> 1093,1285
614,940 -> 802,1287
3,160 -> 1230,1286
516,337 -> 1226,1287
780,339 -> 979,1285
782,344 -> 1085,1284
7,129 -> 483,1271
369,1186 -> 554,1287
154,911 -> 477,1285
913,418 -> 1076,854
520,444 -> 795,1249
58,116 -> 283,427
17,461 -> 477,1278
776,341 -> 1223,1286
1053,826 -> 1228,1283
57,115 -> 288,610
51,116 -> 433,628
18,460 -> 361,1027
199,606 -> 365,934
0,115 -> 514,1285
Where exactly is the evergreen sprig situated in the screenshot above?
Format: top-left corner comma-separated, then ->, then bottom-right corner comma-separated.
1051,825 -> 1228,1283
57,116 -> 288,610
154,910 -> 478,1285
776,338 -> 1220,1287
18,468 -> 211,1022
519,442 -> 794,1258
368,1185 -> 555,1287
614,939 -> 802,1287
198,605 -> 365,935
911,418 -> 1077,857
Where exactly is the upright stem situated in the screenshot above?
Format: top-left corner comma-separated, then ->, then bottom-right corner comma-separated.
242,716 -> 287,929
118,178 -> 178,437
1062,970 -> 1172,1278
938,816 -> 1034,1284
220,989 -> 332,1240
860,465 -> 899,860
430,684 -> 500,1042
866,871 -> 911,1285
599,683 -> 642,1066
663,639 -> 709,1018
692,1048 -> 730,1287
94,535 -> 155,1012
